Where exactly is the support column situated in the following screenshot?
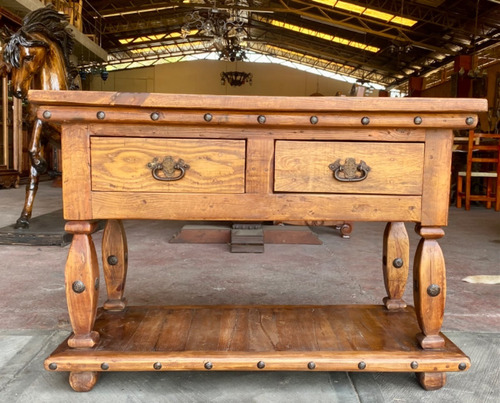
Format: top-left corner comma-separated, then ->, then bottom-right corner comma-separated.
102,219 -> 128,311
65,221 -> 100,348
382,222 -> 410,310
452,55 -> 472,98
408,76 -> 424,97
413,225 -> 446,349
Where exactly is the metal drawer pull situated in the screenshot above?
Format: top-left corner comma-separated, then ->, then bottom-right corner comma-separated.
329,158 -> 371,182
147,156 -> 190,181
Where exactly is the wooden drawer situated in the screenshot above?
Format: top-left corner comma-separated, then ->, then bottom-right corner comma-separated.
91,138 -> 246,193
274,141 -> 424,195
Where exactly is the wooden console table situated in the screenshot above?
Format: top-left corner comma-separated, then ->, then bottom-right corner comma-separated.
30,90 -> 487,392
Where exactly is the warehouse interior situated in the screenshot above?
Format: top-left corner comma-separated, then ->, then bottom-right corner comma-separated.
0,0 -> 499,401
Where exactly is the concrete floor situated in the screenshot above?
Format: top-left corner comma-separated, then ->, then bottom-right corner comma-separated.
0,181 -> 499,402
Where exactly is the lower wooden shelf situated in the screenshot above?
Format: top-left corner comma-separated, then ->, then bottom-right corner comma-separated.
45,304 -> 469,374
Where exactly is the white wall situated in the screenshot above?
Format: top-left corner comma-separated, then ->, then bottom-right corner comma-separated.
87,60 -> 359,96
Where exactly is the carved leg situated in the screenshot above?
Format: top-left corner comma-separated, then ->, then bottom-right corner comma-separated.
15,119 -> 46,229
15,165 -> 39,228
382,222 -> 410,310
65,221 -> 100,348
416,372 -> 447,390
102,220 -> 128,311
413,225 -> 446,349
69,371 -> 99,392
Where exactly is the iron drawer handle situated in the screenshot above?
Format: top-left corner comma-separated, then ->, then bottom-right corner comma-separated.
147,156 -> 190,182
329,158 -> 371,182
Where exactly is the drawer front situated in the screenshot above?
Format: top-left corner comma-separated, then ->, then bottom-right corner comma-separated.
91,137 -> 246,193
274,141 -> 424,195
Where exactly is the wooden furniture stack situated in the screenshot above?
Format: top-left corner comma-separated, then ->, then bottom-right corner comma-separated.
456,129 -> 500,211
28,90 -> 486,392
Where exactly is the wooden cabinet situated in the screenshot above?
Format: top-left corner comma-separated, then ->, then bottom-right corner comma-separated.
29,90 -> 487,392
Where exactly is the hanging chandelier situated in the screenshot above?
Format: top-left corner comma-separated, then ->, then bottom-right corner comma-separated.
221,71 -> 253,86
181,1 -> 248,61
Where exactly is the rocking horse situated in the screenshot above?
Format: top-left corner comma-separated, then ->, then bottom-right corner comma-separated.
3,5 -> 78,228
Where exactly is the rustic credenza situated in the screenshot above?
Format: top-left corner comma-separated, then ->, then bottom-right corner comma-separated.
29,90 -> 487,392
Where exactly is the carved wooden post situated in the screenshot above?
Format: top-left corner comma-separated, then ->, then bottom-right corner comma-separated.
102,219 -> 128,311
413,225 -> 446,350
65,221 -> 100,348
382,222 -> 410,309
413,225 -> 448,390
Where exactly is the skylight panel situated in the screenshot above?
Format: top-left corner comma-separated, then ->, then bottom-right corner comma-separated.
255,16 -> 380,52
311,0 -> 418,27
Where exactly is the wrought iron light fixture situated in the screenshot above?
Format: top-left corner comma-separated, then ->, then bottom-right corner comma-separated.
79,63 -> 108,81
221,71 -> 253,86
181,1 -> 248,61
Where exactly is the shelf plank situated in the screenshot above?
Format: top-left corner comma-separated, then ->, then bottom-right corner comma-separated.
45,305 -> 470,373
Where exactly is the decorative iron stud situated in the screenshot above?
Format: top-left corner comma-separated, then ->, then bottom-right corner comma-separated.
42,110 -> 51,119
48,363 -> 57,370
101,363 -> 109,370
72,280 -> 85,294
410,361 -> 418,369
358,361 -> 366,370
310,116 -> 318,125
96,111 -> 106,120
414,116 -> 423,125
204,362 -> 213,370
257,115 -> 266,124
204,113 -> 213,122
307,362 -> 316,370
458,362 -> 467,370
465,117 -> 474,126
153,362 -> 162,370
427,284 -> 441,297
150,112 -> 160,121
393,258 -> 404,268
257,361 -> 266,369
361,117 -> 370,125
107,255 -> 118,266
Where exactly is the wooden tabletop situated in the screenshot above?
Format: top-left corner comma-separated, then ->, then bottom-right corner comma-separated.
28,90 -> 488,113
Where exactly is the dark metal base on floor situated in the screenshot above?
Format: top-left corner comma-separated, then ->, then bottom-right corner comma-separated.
170,223 -> 323,252
0,210 -> 103,246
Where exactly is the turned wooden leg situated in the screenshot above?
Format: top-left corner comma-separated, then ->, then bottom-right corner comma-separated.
65,221 -> 100,348
69,371 -> 99,392
413,225 -> 446,349
382,222 -> 409,310
416,372 -> 447,390
102,220 -> 128,311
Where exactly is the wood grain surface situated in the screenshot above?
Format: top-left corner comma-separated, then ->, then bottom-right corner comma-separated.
45,305 -> 470,373
274,141 -> 424,194
91,138 -> 245,193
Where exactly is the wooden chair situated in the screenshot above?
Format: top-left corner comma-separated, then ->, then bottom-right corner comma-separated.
456,130 -> 500,211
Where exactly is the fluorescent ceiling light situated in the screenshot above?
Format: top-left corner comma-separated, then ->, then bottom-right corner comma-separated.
101,6 -> 178,18
255,16 -> 380,52
311,0 -> 418,27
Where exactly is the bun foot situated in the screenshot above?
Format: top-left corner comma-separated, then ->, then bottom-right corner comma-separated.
416,372 -> 446,390
69,371 -> 99,392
